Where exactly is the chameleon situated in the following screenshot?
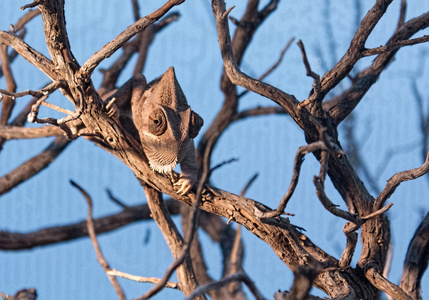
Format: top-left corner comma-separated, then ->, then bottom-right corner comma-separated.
105,67 -> 204,195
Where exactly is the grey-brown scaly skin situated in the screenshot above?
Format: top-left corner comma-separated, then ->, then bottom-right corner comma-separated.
105,67 -> 203,194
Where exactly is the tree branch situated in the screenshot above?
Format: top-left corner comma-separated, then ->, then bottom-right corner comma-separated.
0,136 -> 70,196
0,31 -> 58,80
374,151 -> 429,209
79,0 -> 185,77
70,181 -> 126,300
185,271 -> 266,300
107,269 -> 180,290
400,213 -> 429,300
365,267 -> 411,300
0,199 -> 181,250
0,125 -> 63,139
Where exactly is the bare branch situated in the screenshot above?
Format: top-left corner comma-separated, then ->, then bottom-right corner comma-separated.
137,125 -> 216,300
297,40 -> 321,108
0,44 -> 17,128
0,80 -> 66,100
286,266 -> 320,300
313,176 -> 361,224
396,0 -> 407,32
258,136 -> 344,219
0,136 -> 70,196
131,0 -> 140,21
374,151 -> 429,209
80,0 -> 186,77
339,231 -> 358,268
0,200 -> 181,250
1,288 -> 37,300
232,106 -> 287,121
329,12 -> 429,124
107,269 -> 180,289
211,0 -> 301,120
0,125 -> 63,140
362,35 -> 429,56
70,180 -> 126,300
185,272 -> 266,300
239,37 -> 295,98
139,185 -> 200,299
318,0 -> 394,99
365,267 -> 412,300
400,213 -> 429,300
0,31 -> 58,80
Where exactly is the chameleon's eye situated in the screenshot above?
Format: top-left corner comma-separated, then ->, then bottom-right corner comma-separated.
148,109 -> 167,136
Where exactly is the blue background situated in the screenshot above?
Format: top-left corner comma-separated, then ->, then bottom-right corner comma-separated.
1,1 -> 428,299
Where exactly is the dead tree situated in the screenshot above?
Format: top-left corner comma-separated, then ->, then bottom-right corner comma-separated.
0,0 -> 428,299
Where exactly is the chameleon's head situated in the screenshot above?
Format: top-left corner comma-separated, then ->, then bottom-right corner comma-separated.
132,67 -> 203,173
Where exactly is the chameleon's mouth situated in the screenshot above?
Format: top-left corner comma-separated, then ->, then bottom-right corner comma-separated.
148,159 -> 177,174
145,147 -> 179,174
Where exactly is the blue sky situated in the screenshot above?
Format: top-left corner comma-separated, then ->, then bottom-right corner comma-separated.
1,0 -> 428,299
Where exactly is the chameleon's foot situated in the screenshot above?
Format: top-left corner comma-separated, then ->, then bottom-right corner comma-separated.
174,175 -> 195,195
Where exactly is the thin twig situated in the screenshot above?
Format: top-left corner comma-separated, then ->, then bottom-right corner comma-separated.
297,40 -> 321,107
105,189 -> 129,208
257,141 -> 329,219
210,158 -> 239,173
362,35 -> 429,56
185,272 -> 266,300
374,151 -> 429,209
107,269 -> 180,289
232,106 -> 287,121
240,173 -> 258,197
70,180 -> 126,300
80,0 -> 186,76
239,38 -> 294,98
0,136 -> 70,196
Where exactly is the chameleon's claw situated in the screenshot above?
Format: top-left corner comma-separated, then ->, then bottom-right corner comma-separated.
174,175 -> 195,195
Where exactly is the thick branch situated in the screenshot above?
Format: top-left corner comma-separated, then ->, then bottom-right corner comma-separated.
0,125 -> 63,139
365,267 -> 411,300
0,31 -> 58,80
0,200 -> 181,250
400,213 -> 429,300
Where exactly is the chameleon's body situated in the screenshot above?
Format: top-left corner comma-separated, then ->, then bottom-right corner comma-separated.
106,67 -> 203,194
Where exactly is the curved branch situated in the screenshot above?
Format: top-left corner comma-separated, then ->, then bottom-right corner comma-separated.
365,267 -> 411,300
211,0 -> 301,121
70,180 -> 126,300
374,151 -> 429,209
400,213 -> 429,300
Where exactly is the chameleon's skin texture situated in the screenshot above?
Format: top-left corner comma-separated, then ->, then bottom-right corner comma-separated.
106,67 -> 203,194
